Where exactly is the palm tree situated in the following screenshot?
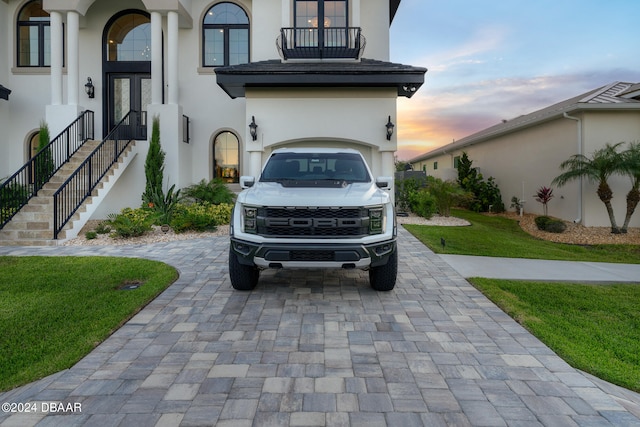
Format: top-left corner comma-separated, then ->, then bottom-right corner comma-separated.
620,142 -> 640,233
552,143 -> 625,234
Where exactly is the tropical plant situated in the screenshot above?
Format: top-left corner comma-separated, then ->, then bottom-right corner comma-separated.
142,116 -> 165,205
35,121 -> 54,188
457,152 -> 505,212
620,142 -> 640,233
181,178 -> 235,205
534,186 -> 554,216
510,196 -> 523,213
148,184 -> 181,225
395,177 -> 423,213
552,143 -> 625,233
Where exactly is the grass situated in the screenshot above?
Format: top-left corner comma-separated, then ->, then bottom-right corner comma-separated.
403,209 -> 640,263
470,278 -> 640,393
0,256 -> 178,392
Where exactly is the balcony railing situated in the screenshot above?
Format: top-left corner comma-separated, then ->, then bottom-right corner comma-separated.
277,27 -> 366,60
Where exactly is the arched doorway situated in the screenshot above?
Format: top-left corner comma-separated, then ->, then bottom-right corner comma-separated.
213,131 -> 240,183
102,10 -> 153,139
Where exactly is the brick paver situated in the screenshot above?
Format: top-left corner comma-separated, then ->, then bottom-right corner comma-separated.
1,228 -> 639,426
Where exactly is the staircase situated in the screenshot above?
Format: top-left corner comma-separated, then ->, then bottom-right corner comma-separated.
0,140 -> 138,246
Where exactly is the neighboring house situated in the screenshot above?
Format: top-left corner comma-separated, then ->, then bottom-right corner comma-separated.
0,0 -> 426,240
410,82 -> 640,228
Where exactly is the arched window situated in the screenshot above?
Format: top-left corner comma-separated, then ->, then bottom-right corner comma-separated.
203,2 -> 249,67
213,131 -> 239,183
17,0 -> 51,67
105,12 -> 151,62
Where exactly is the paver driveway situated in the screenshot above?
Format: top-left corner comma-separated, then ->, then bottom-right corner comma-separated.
1,227 -> 639,426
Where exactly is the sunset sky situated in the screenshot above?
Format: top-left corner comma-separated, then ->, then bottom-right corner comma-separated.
390,0 -> 640,160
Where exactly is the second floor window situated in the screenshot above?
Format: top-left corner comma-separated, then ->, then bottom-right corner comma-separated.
203,2 -> 249,67
294,0 -> 347,47
17,0 -> 51,67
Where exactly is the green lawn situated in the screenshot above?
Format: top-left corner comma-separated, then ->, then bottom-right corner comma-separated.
403,209 -> 640,263
470,278 -> 640,393
0,256 -> 177,392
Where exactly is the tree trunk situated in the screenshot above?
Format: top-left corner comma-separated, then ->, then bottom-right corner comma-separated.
621,187 -> 640,233
597,182 -> 620,233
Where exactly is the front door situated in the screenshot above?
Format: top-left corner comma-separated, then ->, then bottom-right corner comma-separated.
107,73 -> 151,139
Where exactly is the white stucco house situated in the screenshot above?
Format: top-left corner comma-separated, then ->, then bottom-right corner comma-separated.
0,0 -> 426,243
409,81 -> 640,228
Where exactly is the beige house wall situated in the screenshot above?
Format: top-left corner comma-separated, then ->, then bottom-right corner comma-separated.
411,110 -> 640,228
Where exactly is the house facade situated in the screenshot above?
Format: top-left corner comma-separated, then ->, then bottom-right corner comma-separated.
0,0 -> 425,228
410,82 -> 640,228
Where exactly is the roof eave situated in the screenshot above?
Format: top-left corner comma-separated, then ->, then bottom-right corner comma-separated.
409,102 -> 640,163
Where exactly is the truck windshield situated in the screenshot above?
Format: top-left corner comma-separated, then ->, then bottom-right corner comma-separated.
260,152 -> 371,184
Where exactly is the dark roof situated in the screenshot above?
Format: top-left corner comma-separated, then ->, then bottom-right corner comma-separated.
410,81 -> 640,163
390,0 -> 402,23
215,58 -> 427,99
0,85 -> 10,101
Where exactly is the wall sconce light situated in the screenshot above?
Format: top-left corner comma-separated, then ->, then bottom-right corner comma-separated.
386,116 -> 395,140
84,77 -> 95,99
249,116 -> 258,141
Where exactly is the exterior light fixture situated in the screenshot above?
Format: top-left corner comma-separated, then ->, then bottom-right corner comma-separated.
84,77 -> 95,99
249,116 -> 258,141
386,116 -> 395,140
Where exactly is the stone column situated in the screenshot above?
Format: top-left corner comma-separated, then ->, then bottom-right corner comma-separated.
167,11 -> 178,105
50,11 -> 63,105
66,11 -> 80,105
150,11 -> 163,104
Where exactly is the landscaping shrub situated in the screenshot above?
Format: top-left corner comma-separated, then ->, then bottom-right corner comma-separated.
85,231 -> 97,240
425,177 -> 470,217
107,208 -> 154,238
457,152 -> 505,212
170,202 -> 233,233
408,188 -> 437,219
535,215 -> 566,233
95,221 -> 111,234
395,177 -> 423,213
182,178 -> 235,205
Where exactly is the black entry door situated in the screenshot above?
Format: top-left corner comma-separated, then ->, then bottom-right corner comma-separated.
107,73 -> 151,140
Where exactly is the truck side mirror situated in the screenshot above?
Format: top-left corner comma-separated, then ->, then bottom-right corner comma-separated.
376,176 -> 392,190
240,176 -> 255,189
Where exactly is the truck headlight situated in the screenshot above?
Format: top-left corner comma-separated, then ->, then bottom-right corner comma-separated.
369,207 -> 384,234
243,206 -> 257,233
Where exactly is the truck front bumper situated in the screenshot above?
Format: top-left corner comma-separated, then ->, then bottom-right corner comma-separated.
230,238 -> 396,270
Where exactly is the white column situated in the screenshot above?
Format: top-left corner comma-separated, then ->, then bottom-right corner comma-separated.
151,11 -> 163,104
50,11 -> 63,105
281,0 -> 289,27
66,11 -> 80,105
352,0 -> 360,27
167,11 -> 178,105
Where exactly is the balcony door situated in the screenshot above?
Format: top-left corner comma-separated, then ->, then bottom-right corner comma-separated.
294,0 -> 347,48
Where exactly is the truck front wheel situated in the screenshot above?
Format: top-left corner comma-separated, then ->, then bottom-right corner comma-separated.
229,248 -> 259,290
369,250 -> 397,291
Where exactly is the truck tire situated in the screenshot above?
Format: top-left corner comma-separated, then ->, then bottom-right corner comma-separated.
229,248 -> 259,290
369,250 -> 397,291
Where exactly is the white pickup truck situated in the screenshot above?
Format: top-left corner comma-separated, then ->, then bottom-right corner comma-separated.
228,147 -> 397,291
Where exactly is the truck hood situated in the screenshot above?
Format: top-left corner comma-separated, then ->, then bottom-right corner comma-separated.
238,182 -> 390,207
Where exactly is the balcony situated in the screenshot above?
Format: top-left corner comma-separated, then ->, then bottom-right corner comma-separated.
277,27 -> 366,60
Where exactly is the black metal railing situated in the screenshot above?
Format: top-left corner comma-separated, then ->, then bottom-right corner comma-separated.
277,27 -> 366,60
53,111 -> 139,239
0,110 -> 94,229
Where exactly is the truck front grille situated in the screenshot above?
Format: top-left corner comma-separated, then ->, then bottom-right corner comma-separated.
257,207 -> 369,237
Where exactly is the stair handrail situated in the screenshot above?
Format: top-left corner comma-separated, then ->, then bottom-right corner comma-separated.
53,110 -> 140,239
0,110 -> 94,229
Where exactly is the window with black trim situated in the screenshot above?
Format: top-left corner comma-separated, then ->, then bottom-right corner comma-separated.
17,0 -> 52,67
294,0 -> 347,47
213,131 -> 240,183
203,2 -> 249,67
